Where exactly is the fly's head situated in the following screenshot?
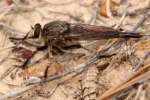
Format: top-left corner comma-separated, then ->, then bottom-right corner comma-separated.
34,23 -> 42,37
33,21 -> 70,48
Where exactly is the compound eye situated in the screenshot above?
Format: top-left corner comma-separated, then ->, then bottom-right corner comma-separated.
34,23 -> 42,38
34,23 -> 41,29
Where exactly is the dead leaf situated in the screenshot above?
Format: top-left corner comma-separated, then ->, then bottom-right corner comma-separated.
23,60 -> 49,78
23,60 -> 62,78
99,0 -> 121,17
46,62 -> 62,77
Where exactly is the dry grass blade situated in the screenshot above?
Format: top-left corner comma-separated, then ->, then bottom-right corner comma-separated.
131,10 -> 150,32
0,85 -> 36,100
114,5 -> 128,29
124,89 -> 137,100
134,84 -> 144,100
106,0 -> 113,18
97,63 -> 150,100
0,66 -> 16,80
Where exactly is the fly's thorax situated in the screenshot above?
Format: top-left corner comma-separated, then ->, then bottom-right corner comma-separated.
41,21 -> 70,43
42,21 -> 69,36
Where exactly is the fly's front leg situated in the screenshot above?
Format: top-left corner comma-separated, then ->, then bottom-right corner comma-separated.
48,44 -> 53,58
47,39 -> 56,58
24,39 -> 45,47
9,35 -> 46,49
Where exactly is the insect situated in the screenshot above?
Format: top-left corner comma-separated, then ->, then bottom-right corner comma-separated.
10,20 -> 143,58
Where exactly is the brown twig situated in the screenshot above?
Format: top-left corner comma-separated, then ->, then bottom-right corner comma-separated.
131,10 -> 150,32
38,70 -> 81,98
134,84 -> 144,100
0,66 -> 16,80
97,62 -> 150,100
0,85 -> 36,100
106,0 -> 113,18
124,89 -> 137,100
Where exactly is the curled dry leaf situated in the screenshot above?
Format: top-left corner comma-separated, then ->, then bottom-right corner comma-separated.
99,0 -> 121,17
23,60 -> 62,79
46,62 -> 62,77
23,60 -> 49,78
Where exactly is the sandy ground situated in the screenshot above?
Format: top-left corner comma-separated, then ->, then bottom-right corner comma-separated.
0,0 -> 150,100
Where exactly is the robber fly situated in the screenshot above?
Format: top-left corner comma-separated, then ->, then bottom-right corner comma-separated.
10,20 -> 143,58
34,20 -> 142,40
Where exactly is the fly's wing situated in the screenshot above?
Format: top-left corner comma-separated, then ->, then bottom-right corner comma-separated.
63,23 -> 141,40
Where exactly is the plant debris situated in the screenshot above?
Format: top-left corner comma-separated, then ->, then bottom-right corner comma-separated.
0,0 -> 150,100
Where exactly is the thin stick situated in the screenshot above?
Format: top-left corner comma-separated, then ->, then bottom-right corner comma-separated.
0,66 -> 16,80
131,10 -> 150,32
106,0 -> 113,18
124,89 -> 136,100
133,50 -> 150,71
134,85 -> 143,100
39,71 -> 80,98
114,6 -> 128,29
0,85 -> 36,100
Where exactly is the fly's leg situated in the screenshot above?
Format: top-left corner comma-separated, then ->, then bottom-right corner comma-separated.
48,44 -> 53,58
